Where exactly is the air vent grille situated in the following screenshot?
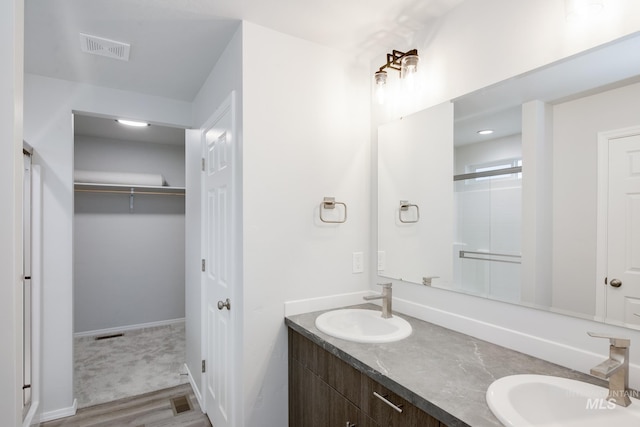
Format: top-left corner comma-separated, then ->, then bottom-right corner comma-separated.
170,395 -> 192,415
94,332 -> 124,341
80,33 -> 130,61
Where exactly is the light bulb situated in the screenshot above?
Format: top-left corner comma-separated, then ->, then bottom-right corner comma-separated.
374,70 -> 388,105
400,54 -> 419,79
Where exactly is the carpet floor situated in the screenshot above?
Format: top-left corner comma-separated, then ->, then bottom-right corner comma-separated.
74,322 -> 188,408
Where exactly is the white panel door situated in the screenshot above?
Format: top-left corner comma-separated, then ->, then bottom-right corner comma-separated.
202,93 -> 236,427
606,133 -> 640,325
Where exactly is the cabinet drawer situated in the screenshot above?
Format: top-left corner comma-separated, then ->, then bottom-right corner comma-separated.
361,375 -> 443,427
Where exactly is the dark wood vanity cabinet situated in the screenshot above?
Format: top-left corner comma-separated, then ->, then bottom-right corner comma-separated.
288,329 -> 447,427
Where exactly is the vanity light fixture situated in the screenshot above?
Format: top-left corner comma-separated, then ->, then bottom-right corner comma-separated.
477,129 -> 494,135
374,49 -> 419,104
116,119 -> 150,127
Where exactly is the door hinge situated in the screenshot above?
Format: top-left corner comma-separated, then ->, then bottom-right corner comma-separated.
201,259 -> 206,272
201,158 -> 205,172
202,360 -> 206,373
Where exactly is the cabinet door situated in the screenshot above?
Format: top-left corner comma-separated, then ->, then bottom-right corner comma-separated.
361,375 -> 443,427
327,377 -> 360,427
290,357 -> 359,427
289,329 -> 361,404
359,413 -> 380,427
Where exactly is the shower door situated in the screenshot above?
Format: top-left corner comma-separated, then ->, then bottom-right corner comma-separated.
453,162 -> 522,301
23,149 -> 32,416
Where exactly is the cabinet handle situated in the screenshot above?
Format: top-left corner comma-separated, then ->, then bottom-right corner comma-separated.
345,422 -> 356,427
373,391 -> 403,413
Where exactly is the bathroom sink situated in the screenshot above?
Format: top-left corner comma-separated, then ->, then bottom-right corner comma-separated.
486,374 -> 640,426
314,309 -> 412,343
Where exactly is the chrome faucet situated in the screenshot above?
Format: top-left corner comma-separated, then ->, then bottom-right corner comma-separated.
363,283 -> 392,319
588,332 -> 632,406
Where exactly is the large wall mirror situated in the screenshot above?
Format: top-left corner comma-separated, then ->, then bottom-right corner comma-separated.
378,31 -> 640,330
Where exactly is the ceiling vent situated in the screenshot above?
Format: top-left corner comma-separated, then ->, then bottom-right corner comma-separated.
80,33 -> 130,61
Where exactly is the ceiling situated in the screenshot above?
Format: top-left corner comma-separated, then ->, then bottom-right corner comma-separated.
25,0 -> 464,102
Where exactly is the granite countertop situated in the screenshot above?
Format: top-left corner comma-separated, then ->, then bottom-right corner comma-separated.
285,304 -> 607,427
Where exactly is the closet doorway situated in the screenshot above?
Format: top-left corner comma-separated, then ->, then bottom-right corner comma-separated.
72,113 -> 187,408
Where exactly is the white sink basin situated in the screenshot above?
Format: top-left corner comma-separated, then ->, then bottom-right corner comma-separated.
486,374 -> 640,426
314,309 -> 412,343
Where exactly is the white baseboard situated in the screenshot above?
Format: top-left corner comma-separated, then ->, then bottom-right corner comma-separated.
284,291 -> 370,317
36,399 -> 77,423
73,317 -> 185,338
185,363 -> 205,413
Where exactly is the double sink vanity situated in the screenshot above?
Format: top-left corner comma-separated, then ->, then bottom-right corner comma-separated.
286,296 -> 640,426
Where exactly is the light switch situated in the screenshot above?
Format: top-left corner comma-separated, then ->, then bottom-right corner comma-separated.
352,252 -> 364,273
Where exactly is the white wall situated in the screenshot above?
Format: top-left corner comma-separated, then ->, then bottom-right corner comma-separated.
372,0 -> 640,390
0,0 -> 23,426
73,135 -> 185,333
552,80 -> 640,314
242,22 -> 370,427
23,74 -> 191,418
190,23 -> 371,427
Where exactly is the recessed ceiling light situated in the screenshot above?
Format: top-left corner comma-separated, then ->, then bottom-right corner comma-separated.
477,129 -> 494,135
116,119 -> 149,127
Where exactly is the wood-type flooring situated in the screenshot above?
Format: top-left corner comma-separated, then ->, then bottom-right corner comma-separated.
40,383 -> 212,427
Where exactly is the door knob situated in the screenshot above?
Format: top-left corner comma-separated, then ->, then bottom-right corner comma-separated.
217,298 -> 231,310
610,278 -> 622,288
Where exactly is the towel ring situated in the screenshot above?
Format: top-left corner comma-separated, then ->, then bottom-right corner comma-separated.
399,200 -> 420,223
320,197 -> 347,223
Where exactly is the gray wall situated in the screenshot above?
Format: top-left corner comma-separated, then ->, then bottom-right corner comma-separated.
74,134 -> 186,333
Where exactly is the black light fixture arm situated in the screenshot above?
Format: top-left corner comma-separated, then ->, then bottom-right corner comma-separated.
378,49 -> 418,73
